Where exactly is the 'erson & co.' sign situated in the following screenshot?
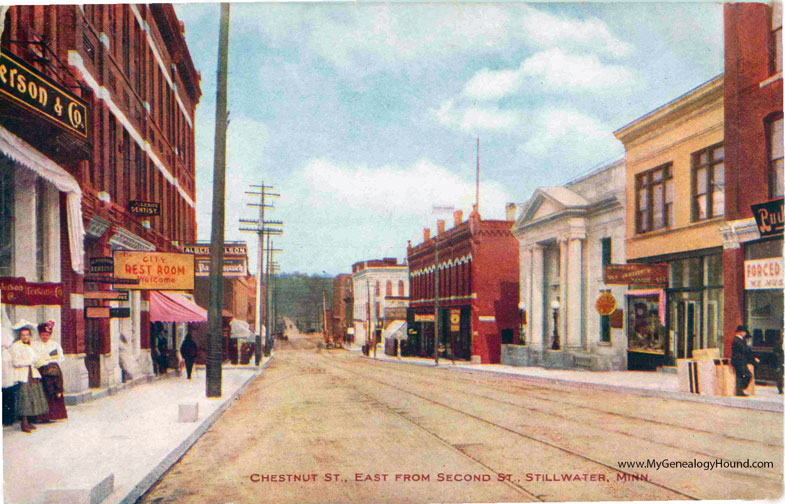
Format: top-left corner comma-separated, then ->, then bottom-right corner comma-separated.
113,251 -> 194,290
0,51 -> 88,138
745,258 -> 784,290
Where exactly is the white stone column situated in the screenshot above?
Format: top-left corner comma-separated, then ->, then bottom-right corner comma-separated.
519,243 -> 531,342
566,237 -> 584,350
558,238 -> 568,345
529,245 -> 545,350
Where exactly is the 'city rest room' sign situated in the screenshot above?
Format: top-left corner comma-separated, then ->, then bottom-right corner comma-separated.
113,251 -> 195,290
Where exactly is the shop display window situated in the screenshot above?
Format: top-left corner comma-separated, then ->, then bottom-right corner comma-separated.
627,295 -> 666,354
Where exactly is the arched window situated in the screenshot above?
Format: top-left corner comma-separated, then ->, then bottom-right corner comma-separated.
386,280 -> 392,297
375,281 -> 380,296
398,280 -> 404,296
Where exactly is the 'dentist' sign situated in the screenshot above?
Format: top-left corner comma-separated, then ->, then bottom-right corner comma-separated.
744,258 -> 784,290
113,251 -> 194,290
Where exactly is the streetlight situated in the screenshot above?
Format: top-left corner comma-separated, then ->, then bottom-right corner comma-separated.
518,302 -> 526,346
551,297 -> 561,350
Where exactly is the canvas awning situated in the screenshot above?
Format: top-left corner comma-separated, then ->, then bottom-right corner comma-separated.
149,291 -> 208,323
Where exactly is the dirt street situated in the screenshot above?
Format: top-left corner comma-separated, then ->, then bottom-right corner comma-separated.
140,327 -> 783,503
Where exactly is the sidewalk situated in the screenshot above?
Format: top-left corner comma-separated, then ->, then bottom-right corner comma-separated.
349,347 -> 784,413
2,357 -> 272,504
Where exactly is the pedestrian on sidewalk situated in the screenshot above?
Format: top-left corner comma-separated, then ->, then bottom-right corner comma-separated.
10,321 -> 48,433
33,321 -> 67,422
2,326 -> 19,426
156,330 -> 169,376
180,333 -> 197,380
731,325 -> 758,397
773,336 -> 783,395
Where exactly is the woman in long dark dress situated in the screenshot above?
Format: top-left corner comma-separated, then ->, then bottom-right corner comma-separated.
34,320 -> 68,421
10,322 -> 48,433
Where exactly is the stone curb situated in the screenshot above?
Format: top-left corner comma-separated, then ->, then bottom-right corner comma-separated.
362,354 -> 784,414
117,356 -> 274,504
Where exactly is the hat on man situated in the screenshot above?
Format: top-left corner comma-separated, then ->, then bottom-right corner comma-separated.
736,324 -> 751,338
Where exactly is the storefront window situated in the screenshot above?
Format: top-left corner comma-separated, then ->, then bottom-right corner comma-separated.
747,290 -> 783,348
670,257 -> 701,288
704,288 -> 723,350
0,158 -> 14,277
628,295 -> 666,354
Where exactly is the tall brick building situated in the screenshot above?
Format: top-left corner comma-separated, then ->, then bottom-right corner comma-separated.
407,207 -> 518,364
720,3 -> 783,374
0,5 -> 200,398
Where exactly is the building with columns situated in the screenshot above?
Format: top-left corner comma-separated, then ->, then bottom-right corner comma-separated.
510,160 -> 627,370
614,75 -> 724,370
351,258 -> 408,349
1,5 -> 201,400
720,3 -> 783,382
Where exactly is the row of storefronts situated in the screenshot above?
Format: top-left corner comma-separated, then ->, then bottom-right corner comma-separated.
0,5 -> 206,400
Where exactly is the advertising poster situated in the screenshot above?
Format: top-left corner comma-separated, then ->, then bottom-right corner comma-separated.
1,2 -> 782,504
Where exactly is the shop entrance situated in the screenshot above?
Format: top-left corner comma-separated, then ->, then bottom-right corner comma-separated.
675,300 -> 699,359
84,317 -> 102,388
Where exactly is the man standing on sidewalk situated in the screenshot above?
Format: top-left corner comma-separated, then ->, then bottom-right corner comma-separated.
731,325 -> 758,396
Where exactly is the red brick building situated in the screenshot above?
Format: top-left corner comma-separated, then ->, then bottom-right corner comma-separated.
406,207 -> 519,364
0,5 -> 200,397
721,3 -> 783,373
328,273 -> 353,346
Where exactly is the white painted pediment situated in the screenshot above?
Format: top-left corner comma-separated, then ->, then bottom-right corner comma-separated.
516,187 -> 590,228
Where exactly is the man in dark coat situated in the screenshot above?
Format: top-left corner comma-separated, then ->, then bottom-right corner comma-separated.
731,325 -> 758,396
180,333 -> 198,380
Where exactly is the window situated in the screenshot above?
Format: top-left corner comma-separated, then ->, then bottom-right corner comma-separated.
692,143 -> 725,221
768,116 -> 784,198
109,119 -> 117,200
398,280 -> 404,297
635,164 -> 673,233
601,237 -> 612,267
375,281 -> 380,296
35,178 -> 48,282
0,159 -> 14,277
600,315 -> 611,343
772,2 -> 783,75
385,280 -> 392,297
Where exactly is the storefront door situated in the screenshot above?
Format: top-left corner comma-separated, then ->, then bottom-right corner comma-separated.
676,300 -> 699,359
84,317 -> 102,388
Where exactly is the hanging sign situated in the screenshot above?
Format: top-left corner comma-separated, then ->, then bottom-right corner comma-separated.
595,290 -> 617,316
414,313 -> 434,322
0,51 -> 88,138
745,258 -> 784,290
85,307 -> 131,319
89,257 -> 114,274
450,309 -> 460,331
751,197 -> 784,237
113,251 -> 194,290
0,277 -> 63,306
128,200 -> 160,216
83,290 -> 129,301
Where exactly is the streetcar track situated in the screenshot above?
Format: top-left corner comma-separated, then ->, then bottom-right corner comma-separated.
334,351 -> 783,449
320,353 -> 701,501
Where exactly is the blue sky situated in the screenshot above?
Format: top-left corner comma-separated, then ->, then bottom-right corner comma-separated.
173,2 -> 724,276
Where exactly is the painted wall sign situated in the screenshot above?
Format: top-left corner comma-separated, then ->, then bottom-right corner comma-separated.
604,264 -> 668,285
128,200 -> 161,216
751,197 -> 784,237
194,257 -> 248,277
450,309 -> 460,331
744,257 -> 784,290
84,276 -> 140,285
85,306 -> 131,319
414,313 -> 434,322
0,277 -> 63,306
184,243 -> 248,256
89,257 -> 114,274
113,251 -> 195,290
0,51 -> 88,138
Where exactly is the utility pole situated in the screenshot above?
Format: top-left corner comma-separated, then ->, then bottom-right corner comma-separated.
476,136 -> 480,212
366,279 -> 371,356
322,289 -> 328,344
240,184 -> 282,365
265,239 -> 283,354
207,3 -> 230,398
434,236 -> 439,366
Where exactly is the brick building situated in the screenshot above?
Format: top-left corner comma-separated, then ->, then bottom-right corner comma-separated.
0,5 -> 200,397
407,207 -> 518,364
328,273 -> 353,346
720,3 -> 783,378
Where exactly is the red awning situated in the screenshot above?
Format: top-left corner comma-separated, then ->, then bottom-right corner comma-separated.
149,291 -> 208,323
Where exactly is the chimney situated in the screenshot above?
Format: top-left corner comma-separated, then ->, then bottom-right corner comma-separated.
423,228 -> 431,241
437,219 -> 446,235
453,210 -> 463,226
506,202 -> 517,221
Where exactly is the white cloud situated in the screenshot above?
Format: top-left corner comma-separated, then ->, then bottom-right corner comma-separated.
436,100 -> 522,133
519,6 -> 634,59
461,68 -> 523,101
520,48 -> 638,93
300,158 -> 512,219
518,106 -> 623,163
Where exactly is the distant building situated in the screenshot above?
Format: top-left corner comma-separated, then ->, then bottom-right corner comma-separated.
511,160 -> 626,370
351,258 -> 408,349
721,3 -> 783,379
329,274 -> 353,346
615,75 -> 724,370
407,207 -> 518,364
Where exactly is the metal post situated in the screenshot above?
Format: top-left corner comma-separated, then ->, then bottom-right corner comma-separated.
254,182 -> 265,366
434,237 -> 439,365
206,2 -> 230,398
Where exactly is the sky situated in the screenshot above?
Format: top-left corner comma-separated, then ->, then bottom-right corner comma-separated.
172,1 -> 724,276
